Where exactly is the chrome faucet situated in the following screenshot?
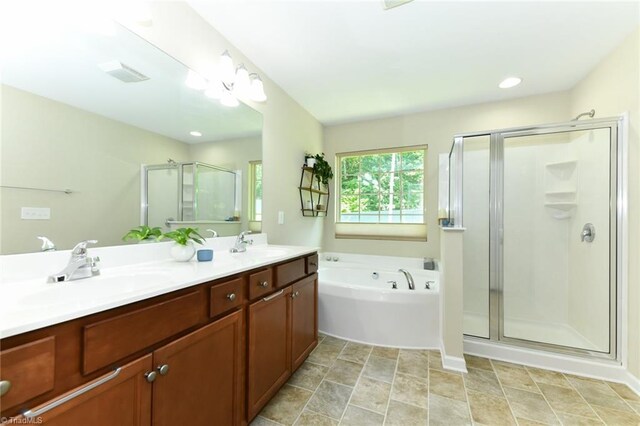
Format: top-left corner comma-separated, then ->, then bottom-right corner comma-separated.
37,236 -> 56,252
398,269 -> 415,290
230,231 -> 253,253
206,229 -> 218,238
48,240 -> 101,283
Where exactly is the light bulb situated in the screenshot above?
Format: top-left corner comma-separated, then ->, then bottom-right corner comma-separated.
249,75 -> 267,102
185,70 -> 207,90
234,64 -> 250,97
499,77 -> 522,89
220,50 -> 235,84
205,81 -> 223,99
220,89 -> 239,107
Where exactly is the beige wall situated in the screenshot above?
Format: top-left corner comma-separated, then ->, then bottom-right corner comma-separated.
121,2 -> 324,248
569,28 -> 640,378
322,91 -> 571,258
0,84 -> 190,254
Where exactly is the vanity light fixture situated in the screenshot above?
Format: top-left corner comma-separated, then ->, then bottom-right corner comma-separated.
499,76 -> 522,89
185,50 -> 267,107
190,131 -> 202,137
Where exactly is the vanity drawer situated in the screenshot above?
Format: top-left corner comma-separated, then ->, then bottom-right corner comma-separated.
210,277 -> 245,318
0,336 -> 56,410
306,254 -> 319,275
276,258 -> 306,288
83,291 -> 201,374
249,269 -> 274,300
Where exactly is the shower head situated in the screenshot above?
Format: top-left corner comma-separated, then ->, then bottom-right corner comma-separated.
573,109 -> 595,121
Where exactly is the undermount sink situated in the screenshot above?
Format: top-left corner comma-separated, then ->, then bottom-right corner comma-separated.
236,247 -> 289,258
19,270 -> 173,307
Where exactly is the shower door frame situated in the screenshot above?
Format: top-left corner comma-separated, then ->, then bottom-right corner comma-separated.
456,116 -> 624,361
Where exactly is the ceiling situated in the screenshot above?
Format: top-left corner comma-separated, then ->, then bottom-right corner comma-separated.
0,6 -> 262,144
188,0 -> 639,125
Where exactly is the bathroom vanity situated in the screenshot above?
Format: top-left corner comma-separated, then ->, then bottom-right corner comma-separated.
0,246 -> 319,425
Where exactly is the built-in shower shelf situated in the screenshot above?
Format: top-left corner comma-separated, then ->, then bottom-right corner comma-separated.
545,160 -> 577,169
544,202 -> 576,211
545,190 -> 576,196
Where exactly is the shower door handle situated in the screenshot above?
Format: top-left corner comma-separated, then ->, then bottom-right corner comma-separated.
581,223 -> 595,243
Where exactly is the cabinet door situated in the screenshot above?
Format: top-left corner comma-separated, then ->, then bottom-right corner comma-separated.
291,274 -> 318,370
15,355 -> 152,426
152,310 -> 243,426
247,287 -> 292,420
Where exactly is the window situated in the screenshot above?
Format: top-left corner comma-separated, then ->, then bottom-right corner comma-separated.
248,161 -> 262,231
336,146 -> 427,241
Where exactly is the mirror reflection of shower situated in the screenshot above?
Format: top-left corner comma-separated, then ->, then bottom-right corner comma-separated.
142,161 -> 241,231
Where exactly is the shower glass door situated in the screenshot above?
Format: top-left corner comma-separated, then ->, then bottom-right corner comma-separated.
499,126 -> 615,353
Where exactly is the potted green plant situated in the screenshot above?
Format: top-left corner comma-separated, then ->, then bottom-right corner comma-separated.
304,152 -> 316,168
122,225 -> 162,243
161,227 -> 205,261
313,153 -> 333,186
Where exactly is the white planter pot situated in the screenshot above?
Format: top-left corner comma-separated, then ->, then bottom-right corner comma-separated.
170,241 -> 196,262
306,158 -> 316,168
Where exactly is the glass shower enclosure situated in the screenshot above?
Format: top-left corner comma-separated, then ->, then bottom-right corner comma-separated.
450,117 -> 623,359
142,161 -> 240,229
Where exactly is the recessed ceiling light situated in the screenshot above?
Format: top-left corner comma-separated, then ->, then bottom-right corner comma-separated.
190,131 -> 202,137
499,77 -> 522,89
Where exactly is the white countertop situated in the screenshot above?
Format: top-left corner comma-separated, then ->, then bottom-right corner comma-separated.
0,238 -> 317,339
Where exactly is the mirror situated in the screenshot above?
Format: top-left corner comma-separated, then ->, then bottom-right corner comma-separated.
0,19 -> 263,254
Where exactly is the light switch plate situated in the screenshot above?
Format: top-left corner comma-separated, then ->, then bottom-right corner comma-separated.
21,207 -> 51,220
278,211 -> 285,225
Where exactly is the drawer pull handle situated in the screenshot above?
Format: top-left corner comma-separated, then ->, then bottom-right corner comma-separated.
0,380 -> 11,397
310,262 -> 317,266
23,367 -> 122,418
157,364 -> 170,376
258,281 -> 269,288
262,289 -> 284,302
226,292 -> 237,301
145,371 -> 157,383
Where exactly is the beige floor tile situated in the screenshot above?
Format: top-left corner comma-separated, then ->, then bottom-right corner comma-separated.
629,400 -> 640,415
464,354 -> 493,372
363,355 -> 397,383
429,369 -> 466,402
339,342 -> 372,364
390,373 -> 429,409
467,389 -> 516,426
428,351 -> 445,371
384,399 -> 428,425
492,360 -> 539,392
538,383 -> 597,419
554,412 -> 604,425
567,376 -> 634,413
590,405 -> 640,426
428,394 -> 471,426
503,386 -> 559,425
321,335 -> 348,349
463,367 -> 504,397
294,410 -> 338,426
341,405 -> 384,426
306,380 -> 353,420
260,384 -> 314,425
371,346 -> 399,360
397,349 -> 429,379
308,343 -> 343,367
607,381 -> 640,402
251,416 -> 281,426
515,418 -> 550,426
350,376 -> 391,414
289,362 -> 329,391
324,359 -> 364,387
525,366 -> 571,388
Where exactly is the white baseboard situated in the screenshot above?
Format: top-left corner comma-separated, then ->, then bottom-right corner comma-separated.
440,341 -> 467,373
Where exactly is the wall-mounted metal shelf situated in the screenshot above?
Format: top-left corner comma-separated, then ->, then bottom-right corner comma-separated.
299,166 -> 329,217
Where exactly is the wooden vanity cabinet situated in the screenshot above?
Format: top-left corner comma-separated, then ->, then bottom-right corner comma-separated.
0,252 -> 318,426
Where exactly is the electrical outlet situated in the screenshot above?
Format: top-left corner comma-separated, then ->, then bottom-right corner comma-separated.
21,207 -> 51,220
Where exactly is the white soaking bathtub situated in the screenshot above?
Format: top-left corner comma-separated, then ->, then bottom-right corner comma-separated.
318,253 -> 440,348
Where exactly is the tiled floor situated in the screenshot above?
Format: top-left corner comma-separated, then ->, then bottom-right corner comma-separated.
251,334 -> 640,426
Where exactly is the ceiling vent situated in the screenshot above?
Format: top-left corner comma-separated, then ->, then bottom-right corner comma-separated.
382,0 -> 414,10
98,61 -> 149,83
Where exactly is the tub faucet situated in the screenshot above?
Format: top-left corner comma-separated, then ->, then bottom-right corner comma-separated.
230,231 -> 253,253
48,240 -> 100,283
398,269 -> 415,290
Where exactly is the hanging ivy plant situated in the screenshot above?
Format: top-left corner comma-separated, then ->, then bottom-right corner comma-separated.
313,153 -> 334,186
